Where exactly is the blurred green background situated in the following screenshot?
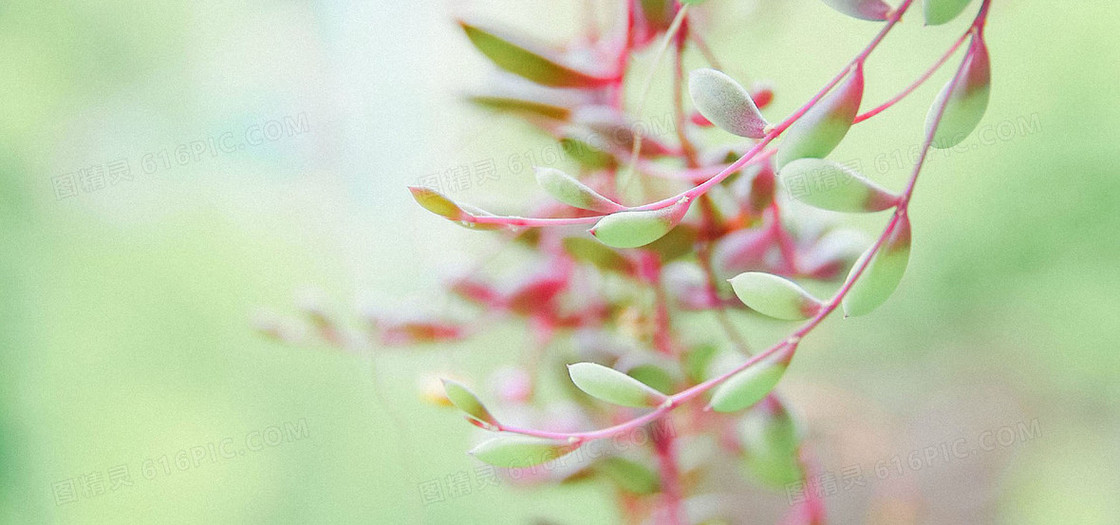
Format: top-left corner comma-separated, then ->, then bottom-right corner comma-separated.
3,1 -> 1118,523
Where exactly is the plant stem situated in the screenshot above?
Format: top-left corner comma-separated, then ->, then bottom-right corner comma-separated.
854,30 -> 970,124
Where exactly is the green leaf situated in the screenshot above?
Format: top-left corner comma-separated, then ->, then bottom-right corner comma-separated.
441,379 -> 498,426
923,0 -> 973,25
842,213 -> 911,316
458,20 -> 617,88
820,0 -> 893,21
729,272 -> 822,321
597,457 -> 660,494
709,354 -> 788,413
590,199 -> 691,249
778,158 -> 899,213
469,435 -> 579,468
568,362 -> 667,408
535,167 -> 625,213
562,237 -> 633,273
928,37 -> 990,149
776,65 -> 863,168
689,69 -> 770,139
738,403 -> 803,487
408,186 -> 465,220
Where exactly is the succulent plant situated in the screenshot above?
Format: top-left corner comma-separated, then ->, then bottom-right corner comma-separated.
266,0 -> 994,522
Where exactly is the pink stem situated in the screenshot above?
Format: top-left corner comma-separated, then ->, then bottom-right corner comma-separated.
854,30 -> 971,124
640,147 -> 775,181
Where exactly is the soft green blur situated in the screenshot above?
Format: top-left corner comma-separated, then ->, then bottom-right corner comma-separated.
2,1 -> 1117,523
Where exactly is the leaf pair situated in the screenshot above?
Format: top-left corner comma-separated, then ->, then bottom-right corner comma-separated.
724,217 -> 912,319
443,379 -> 581,468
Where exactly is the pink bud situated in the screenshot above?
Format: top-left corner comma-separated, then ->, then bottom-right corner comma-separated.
690,111 -> 714,127
750,83 -> 775,109
450,278 -> 504,307
505,272 -> 568,315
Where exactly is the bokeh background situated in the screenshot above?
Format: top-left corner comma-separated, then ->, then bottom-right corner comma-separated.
3,0 -> 1118,523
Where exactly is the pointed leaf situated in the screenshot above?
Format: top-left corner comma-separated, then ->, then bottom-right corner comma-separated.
729,272 -> 822,321
590,199 -> 691,249
469,435 -> 579,468
842,213 -> 912,316
776,65 -> 864,168
923,0 -> 973,25
689,69 -> 770,139
441,379 -> 498,426
779,158 -> 899,213
709,354 -> 789,412
459,20 -> 617,88
409,186 -> 466,220
568,362 -> 667,408
928,37 -> 990,148
820,0 -> 893,20
535,167 -> 625,213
